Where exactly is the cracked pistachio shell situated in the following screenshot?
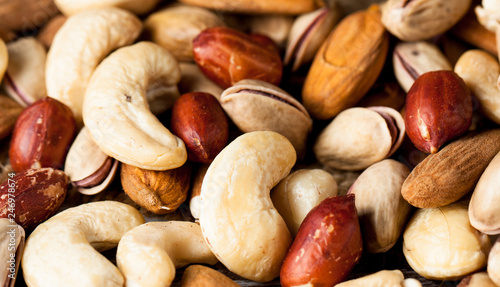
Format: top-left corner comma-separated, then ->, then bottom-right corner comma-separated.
393,41 -> 452,92
469,151 -> 500,235
284,5 -> 341,71
314,106 -> 405,171
349,159 -> 411,253
3,37 -> 47,107
144,5 -> 224,62
220,79 -> 312,157
0,219 -> 24,287
64,127 -> 118,195
403,201 -> 492,280
455,50 -> 500,125
381,0 -> 473,41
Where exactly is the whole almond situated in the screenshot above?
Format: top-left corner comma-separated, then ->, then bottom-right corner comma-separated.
401,129 -> 500,208
9,97 -> 77,173
0,168 -> 68,230
193,26 -> 283,89
170,92 -> 228,163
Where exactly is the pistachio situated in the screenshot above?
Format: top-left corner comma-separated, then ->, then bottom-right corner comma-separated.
314,106 -> 405,171
488,237 -> 500,286
178,63 -> 223,100
144,5 -> 225,62
381,0 -> 473,41
0,219 -> 24,287
64,127 -> 118,195
284,5 -> 341,71
393,41 -> 452,92
248,14 -> 294,48
2,37 -> 47,107
221,79 -> 312,157
403,200 -> 491,280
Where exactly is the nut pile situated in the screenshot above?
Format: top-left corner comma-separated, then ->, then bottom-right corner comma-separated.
1,0 -> 500,286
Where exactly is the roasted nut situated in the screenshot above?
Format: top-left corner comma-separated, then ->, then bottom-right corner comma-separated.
83,42 -> 187,171
403,200 -> 491,280
178,63 -> 224,100
0,0 -> 58,32
3,37 -> 47,107
182,265 -> 240,287
455,50 -> 500,125
335,270 -> 422,287
488,237 -> 500,286
271,169 -> 338,237
144,5 -> 225,62
248,14 -> 294,48
54,0 -> 161,15
0,219 -> 24,287
221,79 -> 312,157
284,5 -> 340,71
171,92 -> 229,163
469,151 -> 500,234
401,129 -> 500,208
0,168 -> 67,230
405,70 -> 473,154
193,27 -> 283,89
121,163 -> 190,214
22,201 -> 144,287
381,0 -> 473,41
302,5 -> 389,120
46,7 -> 142,125
393,41 -> 452,93
64,127 -> 118,195
349,159 -> 411,253
458,272 -> 498,287
177,0 -> 323,14
280,194 -> 363,287
117,221 -> 218,286
36,14 -> 67,49
9,97 -> 77,173
0,95 -> 23,141
199,131 -> 295,282
314,106 -> 405,171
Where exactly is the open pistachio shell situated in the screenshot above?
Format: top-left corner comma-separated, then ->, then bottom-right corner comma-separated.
314,106 -> 405,171
64,127 -> 118,195
220,79 -> 312,157
284,5 -> 340,71
0,219 -> 24,287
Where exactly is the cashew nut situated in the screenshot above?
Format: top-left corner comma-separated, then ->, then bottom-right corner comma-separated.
0,38 -> 7,82
45,7 -> 142,125
22,201 -> 145,287
54,0 -> 161,16
83,41 -> 187,171
116,221 -> 218,287
199,131 -> 296,282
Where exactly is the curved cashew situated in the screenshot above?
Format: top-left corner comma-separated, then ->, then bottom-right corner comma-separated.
117,221 -> 218,287
199,131 -> 296,282
46,7 -> 142,125
83,42 -> 186,170
22,201 -> 145,287
55,0 -> 161,16
0,38 -> 7,82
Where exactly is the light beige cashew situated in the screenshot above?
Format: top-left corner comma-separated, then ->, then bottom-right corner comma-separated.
83,42 -> 187,171
54,0 -> 161,16
117,221 -> 218,287
199,131 -> 296,282
0,38 -> 7,82
335,270 -> 422,287
22,201 -> 145,287
45,7 -> 142,125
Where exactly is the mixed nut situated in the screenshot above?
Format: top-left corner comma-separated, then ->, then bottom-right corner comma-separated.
1,0 -> 500,286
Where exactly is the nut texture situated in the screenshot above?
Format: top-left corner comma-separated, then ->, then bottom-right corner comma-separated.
401,129 -> 500,208
193,26 -> 283,89
182,265 -> 240,287
9,97 -> 76,173
0,219 -> 24,287
0,168 -> 67,230
405,70 -> 473,154
36,15 -> 67,49
458,272 -> 498,287
170,92 -> 228,163
403,200 -> 491,280
0,95 -> 23,140
280,194 -> 363,287
121,163 -> 191,214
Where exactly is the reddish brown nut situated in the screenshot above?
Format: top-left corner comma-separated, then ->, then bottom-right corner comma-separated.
280,194 -> 363,287
170,92 -> 228,163
193,26 -> 283,89
404,70 -> 473,154
0,167 -> 68,230
37,14 -> 67,50
9,97 -> 77,173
